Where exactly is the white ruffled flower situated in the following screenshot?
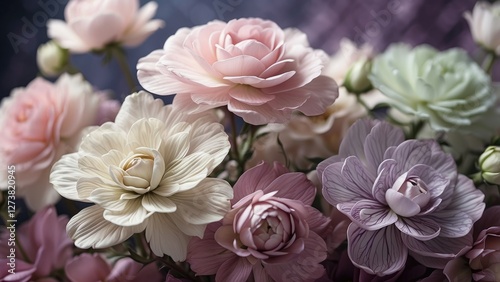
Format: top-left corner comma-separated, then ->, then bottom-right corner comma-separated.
465,1 -> 500,55
370,44 -> 495,132
50,92 -> 233,261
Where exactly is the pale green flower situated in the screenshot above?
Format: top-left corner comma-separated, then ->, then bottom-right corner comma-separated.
369,44 -> 495,132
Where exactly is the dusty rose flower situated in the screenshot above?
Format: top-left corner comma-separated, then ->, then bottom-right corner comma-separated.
65,253 -> 162,282
48,0 -> 164,53
0,206 -> 73,282
137,18 -> 338,125
0,74 -> 102,211
187,162 -> 330,282
318,119 -> 485,276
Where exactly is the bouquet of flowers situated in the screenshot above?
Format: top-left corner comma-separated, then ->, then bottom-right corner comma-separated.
2,0 -> 500,281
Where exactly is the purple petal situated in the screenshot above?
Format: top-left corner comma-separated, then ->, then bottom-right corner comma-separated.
441,175 -> 485,223
322,162 -> 361,205
317,155 -> 343,178
364,121 -> 405,175
385,189 -> 421,217
395,217 -> 440,240
429,141 -> 457,182
349,199 -> 397,231
264,172 -> 316,205
405,164 -> 450,200
373,159 -> 398,204
347,224 -> 408,276
341,156 -> 376,200
426,210 -> 473,238
402,233 -> 472,268
338,119 -> 376,160
391,140 -> 431,175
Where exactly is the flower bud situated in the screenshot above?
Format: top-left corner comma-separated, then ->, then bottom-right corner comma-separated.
36,41 -> 69,77
479,146 -> 500,185
343,57 -> 373,95
465,2 -> 500,55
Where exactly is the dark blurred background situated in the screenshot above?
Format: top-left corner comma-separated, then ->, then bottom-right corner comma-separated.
0,0 -> 484,101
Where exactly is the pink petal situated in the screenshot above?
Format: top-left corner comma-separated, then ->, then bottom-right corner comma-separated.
47,20 -> 91,53
213,55 -> 266,77
227,98 -> 290,125
394,217 -> 440,240
294,75 -> 339,116
70,13 -> 125,49
65,253 -> 111,282
443,257 -> 472,282
228,85 -> 275,106
265,232 -> 327,281
215,257 -> 253,282
347,224 -> 407,276
233,162 -> 288,203
263,172 -> 316,204
187,222 -> 235,275
349,200 -> 397,231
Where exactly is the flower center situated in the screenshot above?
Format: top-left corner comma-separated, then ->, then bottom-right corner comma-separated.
121,153 -> 155,189
386,176 -> 431,217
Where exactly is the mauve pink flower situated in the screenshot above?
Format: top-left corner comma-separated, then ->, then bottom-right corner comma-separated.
0,74 -> 102,211
47,0 -> 164,53
187,162 -> 330,281
65,253 -> 163,282
0,206 -> 73,282
318,119 -> 485,276
137,18 -> 339,125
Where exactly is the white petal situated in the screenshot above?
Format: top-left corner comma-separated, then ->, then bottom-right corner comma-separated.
141,193 -> 177,213
145,213 -> 191,261
103,198 -> 152,226
68,205 -> 146,249
170,178 -> 233,225
50,153 -> 88,202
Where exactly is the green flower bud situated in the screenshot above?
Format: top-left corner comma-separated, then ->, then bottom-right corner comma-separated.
343,57 -> 373,95
479,146 -> 500,185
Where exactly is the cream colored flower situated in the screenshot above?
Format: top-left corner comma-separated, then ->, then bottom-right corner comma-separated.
50,92 -> 233,261
465,1 -> 500,55
370,44 -> 495,132
36,41 -> 69,77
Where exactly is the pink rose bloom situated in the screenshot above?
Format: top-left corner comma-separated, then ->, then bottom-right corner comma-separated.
48,0 -> 164,53
0,206 -> 73,282
65,253 -> 163,282
425,206 -> 500,282
187,162 -> 330,282
137,18 -> 339,125
319,119 -> 485,276
0,74 -> 102,211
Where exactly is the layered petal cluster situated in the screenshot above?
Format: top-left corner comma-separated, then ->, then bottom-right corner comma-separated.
465,1 -> 500,55
48,0 -> 164,53
0,74 -> 102,210
50,92 -> 233,261
137,18 -> 339,125
369,44 -> 495,133
318,119 -> 485,276
187,162 -> 330,282
247,39 -> 383,170
0,207 -> 73,282
65,253 -> 162,282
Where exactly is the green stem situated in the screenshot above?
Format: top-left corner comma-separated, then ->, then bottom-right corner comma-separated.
482,52 -> 497,74
110,45 -> 137,92
407,120 -> 425,139
229,112 -> 241,163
